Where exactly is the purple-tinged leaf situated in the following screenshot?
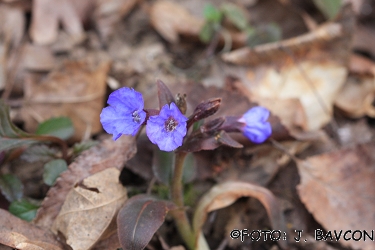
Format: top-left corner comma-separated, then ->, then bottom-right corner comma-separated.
188,98 -> 221,128
179,130 -> 242,152
0,174 -> 23,202
156,80 -> 175,109
0,101 -> 38,151
117,194 -> 176,250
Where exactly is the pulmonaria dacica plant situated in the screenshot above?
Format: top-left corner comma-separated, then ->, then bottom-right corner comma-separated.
238,106 -> 272,143
146,103 -> 187,151
100,87 -> 146,140
100,81 -> 272,152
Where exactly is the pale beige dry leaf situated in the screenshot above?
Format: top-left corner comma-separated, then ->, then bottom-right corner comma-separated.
30,0 -> 84,45
0,4 -> 25,47
0,209 -> 65,250
94,0 -> 140,41
150,0 -> 204,43
193,181 -> 287,250
52,168 -> 127,250
297,142 -> 375,250
221,4 -> 354,131
34,135 -> 136,229
23,43 -> 55,71
335,54 -> 375,118
21,59 -> 110,142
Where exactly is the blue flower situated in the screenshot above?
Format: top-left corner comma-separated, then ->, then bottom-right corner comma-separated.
146,103 -> 188,151
100,87 -> 146,140
238,106 -> 272,143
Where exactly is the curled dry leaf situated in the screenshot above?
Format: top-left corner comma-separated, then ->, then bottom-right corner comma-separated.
297,141 -> 375,250
221,4 -> 354,131
52,167 -> 127,250
21,60 -> 110,142
335,54 -> 375,118
117,194 -> 176,250
34,135 -> 136,229
0,209 -> 65,250
193,181 -> 287,250
150,0 -> 204,43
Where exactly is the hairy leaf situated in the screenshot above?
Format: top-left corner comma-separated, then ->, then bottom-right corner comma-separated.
0,174 -> 23,202
21,144 -> 58,163
156,79 -> 175,109
221,3 -> 248,31
36,117 -> 74,140
43,159 -> 68,186
203,4 -> 222,23
0,101 -> 38,151
72,140 -> 99,155
9,199 -> 39,222
313,0 -> 342,19
117,194 -> 176,250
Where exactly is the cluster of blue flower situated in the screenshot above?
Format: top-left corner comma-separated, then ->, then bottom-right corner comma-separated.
100,87 -> 272,151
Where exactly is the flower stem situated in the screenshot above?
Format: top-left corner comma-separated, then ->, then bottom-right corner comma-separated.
170,152 -> 195,250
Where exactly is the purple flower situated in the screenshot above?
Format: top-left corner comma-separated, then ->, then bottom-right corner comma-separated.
100,87 -> 146,140
238,106 -> 272,144
146,103 -> 188,151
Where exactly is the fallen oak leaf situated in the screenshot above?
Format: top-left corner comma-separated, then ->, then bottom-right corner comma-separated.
297,141 -> 375,250
52,168 -> 127,250
0,209 -> 65,250
33,135 -> 136,229
193,181 -> 287,250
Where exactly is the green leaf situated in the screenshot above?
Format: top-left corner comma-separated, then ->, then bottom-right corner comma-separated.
9,199 -> 39,221
182,153 -> 196,183
221,3 -> 248,31
0,174 -> 23,202
117,195 -> 176,250
203,4 -> 223,23
246,23 -> 282,47
21,144 -> 58,163
199,22 -> 216,43
0,100 -> 38,151
43,159 -> 68,186
152,150 -> 174,185
72,140 -> 99,155
36,117 -> 74,140
313,0 -> 342,19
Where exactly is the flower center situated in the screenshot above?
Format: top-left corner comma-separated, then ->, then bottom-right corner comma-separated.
132,110 -> 141,123
165,116 -> 178,132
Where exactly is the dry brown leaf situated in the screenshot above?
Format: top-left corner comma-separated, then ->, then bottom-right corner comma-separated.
93,0 -> 140,42
193,181 -> 287,250
221,4 -> 354,131
0,209 -> 65,250
297,142 -> 375,250
21,59 -> 110,142
335,54 -> 375,118
23,44 -> 55,72
52,167 -> 127,250
34,135 -> 136,229
30,0 -> 84,45
150,0 -> 204,43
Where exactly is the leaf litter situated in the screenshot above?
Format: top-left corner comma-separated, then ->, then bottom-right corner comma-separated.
1,0 -> 375,250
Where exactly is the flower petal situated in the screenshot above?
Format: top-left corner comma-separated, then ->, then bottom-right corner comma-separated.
243,106 -> 270,123
146,103 -> 187,151
243,121 -> 272,143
